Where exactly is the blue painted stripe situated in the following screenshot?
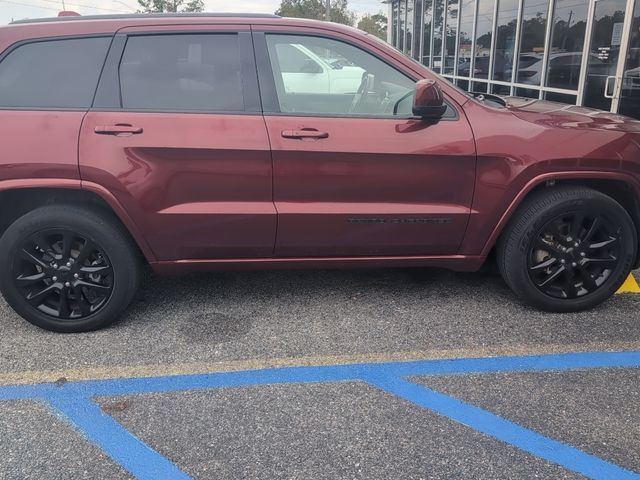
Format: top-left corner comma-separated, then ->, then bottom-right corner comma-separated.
0,351 -> 636,401
47,394 -> 192,480
366,375 -> 640,480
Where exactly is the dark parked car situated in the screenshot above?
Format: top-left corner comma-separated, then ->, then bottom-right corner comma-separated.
0,13 -> 639,332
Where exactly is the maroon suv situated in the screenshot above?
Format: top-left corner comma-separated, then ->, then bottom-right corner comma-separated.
0,13 -> 638,332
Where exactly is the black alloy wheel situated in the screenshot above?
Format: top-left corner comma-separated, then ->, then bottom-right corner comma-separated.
13,229 -> 114,320
528,212 -> 621,299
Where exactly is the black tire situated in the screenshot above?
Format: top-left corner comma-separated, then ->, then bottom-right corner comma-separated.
0,205 -> 140,332
497,186 -> 637,312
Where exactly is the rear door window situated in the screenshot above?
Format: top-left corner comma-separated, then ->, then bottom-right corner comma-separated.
119,34 -> 245,112
0,37 -> 111,109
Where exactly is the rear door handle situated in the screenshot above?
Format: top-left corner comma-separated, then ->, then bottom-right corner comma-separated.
281,129 -> 329,140
94,124 -> 143,136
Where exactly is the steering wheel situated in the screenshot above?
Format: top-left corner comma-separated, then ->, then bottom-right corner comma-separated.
348,73 -> 375,114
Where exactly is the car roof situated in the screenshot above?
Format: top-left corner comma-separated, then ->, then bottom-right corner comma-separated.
0,13 -> 366,50
9,12 -> 280,25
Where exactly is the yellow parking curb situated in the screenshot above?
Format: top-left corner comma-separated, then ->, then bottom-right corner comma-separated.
616,273 -> 640,294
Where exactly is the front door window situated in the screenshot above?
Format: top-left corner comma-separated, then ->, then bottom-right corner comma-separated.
265,34 -> 416,116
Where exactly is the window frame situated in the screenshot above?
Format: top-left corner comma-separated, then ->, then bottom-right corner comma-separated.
92,29 -> 261,115
253,30 -> 458,121
0,34 -> 114,112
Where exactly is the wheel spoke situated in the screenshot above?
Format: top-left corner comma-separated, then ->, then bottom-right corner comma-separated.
76,279 -> 110,292
589,236 -> 618,250
575,264 -> 598,291
549,219 -> 565,241
58,292 -> 71,319
570,212 -> 585,239
538,265 -> 566,287
582,256 -> 617,269
16,272 -> 46,285
74,238 -> 95,265
79,264 -> 113,276
73,285 -> 92,316
530,257 -> 558,271
583,216 -> 600,243
19,249 -> 49,270
61,232 -> 74,261
562,274 -> 578,298
26,284 -> 57,305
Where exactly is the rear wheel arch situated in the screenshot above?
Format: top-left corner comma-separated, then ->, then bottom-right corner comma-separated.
0,186 -> 154,264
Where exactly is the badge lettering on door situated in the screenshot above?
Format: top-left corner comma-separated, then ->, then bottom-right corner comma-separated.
347,218 -> 452,225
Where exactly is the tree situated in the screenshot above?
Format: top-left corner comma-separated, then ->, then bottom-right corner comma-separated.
276,0 -> 356,26
137,0 -> 204,13
357,13 -> 387,39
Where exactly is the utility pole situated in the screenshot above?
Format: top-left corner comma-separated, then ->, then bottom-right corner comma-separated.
326,0 -> 331,22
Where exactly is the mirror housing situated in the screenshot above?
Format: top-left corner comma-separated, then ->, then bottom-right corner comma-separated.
413,79 -> 447,120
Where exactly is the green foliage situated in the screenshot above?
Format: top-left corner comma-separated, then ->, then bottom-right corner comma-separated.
357,12 -> 387,39
137,0 -> 204,13
276,0 -> 356,26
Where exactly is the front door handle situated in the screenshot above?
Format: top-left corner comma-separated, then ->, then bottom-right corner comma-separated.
94,124 -> 143,136
281,129 -> 329,140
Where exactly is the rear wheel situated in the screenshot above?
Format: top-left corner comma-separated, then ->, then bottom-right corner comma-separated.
497,186 -> 637,312
0,205 -> 140,332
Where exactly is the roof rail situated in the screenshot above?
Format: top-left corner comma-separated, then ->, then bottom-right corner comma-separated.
10,12 -> 280,25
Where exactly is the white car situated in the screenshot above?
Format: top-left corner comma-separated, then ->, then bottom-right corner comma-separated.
273,43 -> 365,95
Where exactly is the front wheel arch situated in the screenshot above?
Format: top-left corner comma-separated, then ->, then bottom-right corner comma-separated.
486,174 -> 640,267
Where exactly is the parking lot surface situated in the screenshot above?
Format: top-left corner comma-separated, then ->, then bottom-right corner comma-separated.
0,267 -> 639,479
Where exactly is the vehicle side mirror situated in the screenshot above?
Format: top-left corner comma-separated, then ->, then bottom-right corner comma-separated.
300,59 -> 323,74
413,79 -> 447,120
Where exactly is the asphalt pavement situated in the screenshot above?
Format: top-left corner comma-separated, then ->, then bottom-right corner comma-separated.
0,267 -> 638,479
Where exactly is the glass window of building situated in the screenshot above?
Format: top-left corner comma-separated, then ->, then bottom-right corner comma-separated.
584,0 -> 627,110
399,0 -> 406,52
457,0 -> 475,80
620,0 -> 640,117
391,2 -> 398,47
406,0 -> 415,57
546,0 -> 589,90
444,0 -> 459,74
413,0 -> 423,60
423,0 -> 434,66
474,0 -> 495,80
492,0 -> 518,82
515,0 -> 548,94
433,0 -> 445,72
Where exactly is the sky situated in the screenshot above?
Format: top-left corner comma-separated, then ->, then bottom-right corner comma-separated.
0,0 -> 387,25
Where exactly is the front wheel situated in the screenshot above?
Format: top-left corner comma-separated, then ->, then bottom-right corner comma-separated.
0,205 -> 140,332
497,186 -> 637,312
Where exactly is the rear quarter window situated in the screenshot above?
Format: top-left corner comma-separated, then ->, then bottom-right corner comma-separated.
0,37 -> 111,109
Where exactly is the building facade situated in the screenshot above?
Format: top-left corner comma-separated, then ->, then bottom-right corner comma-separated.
388,0 -> 640,119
